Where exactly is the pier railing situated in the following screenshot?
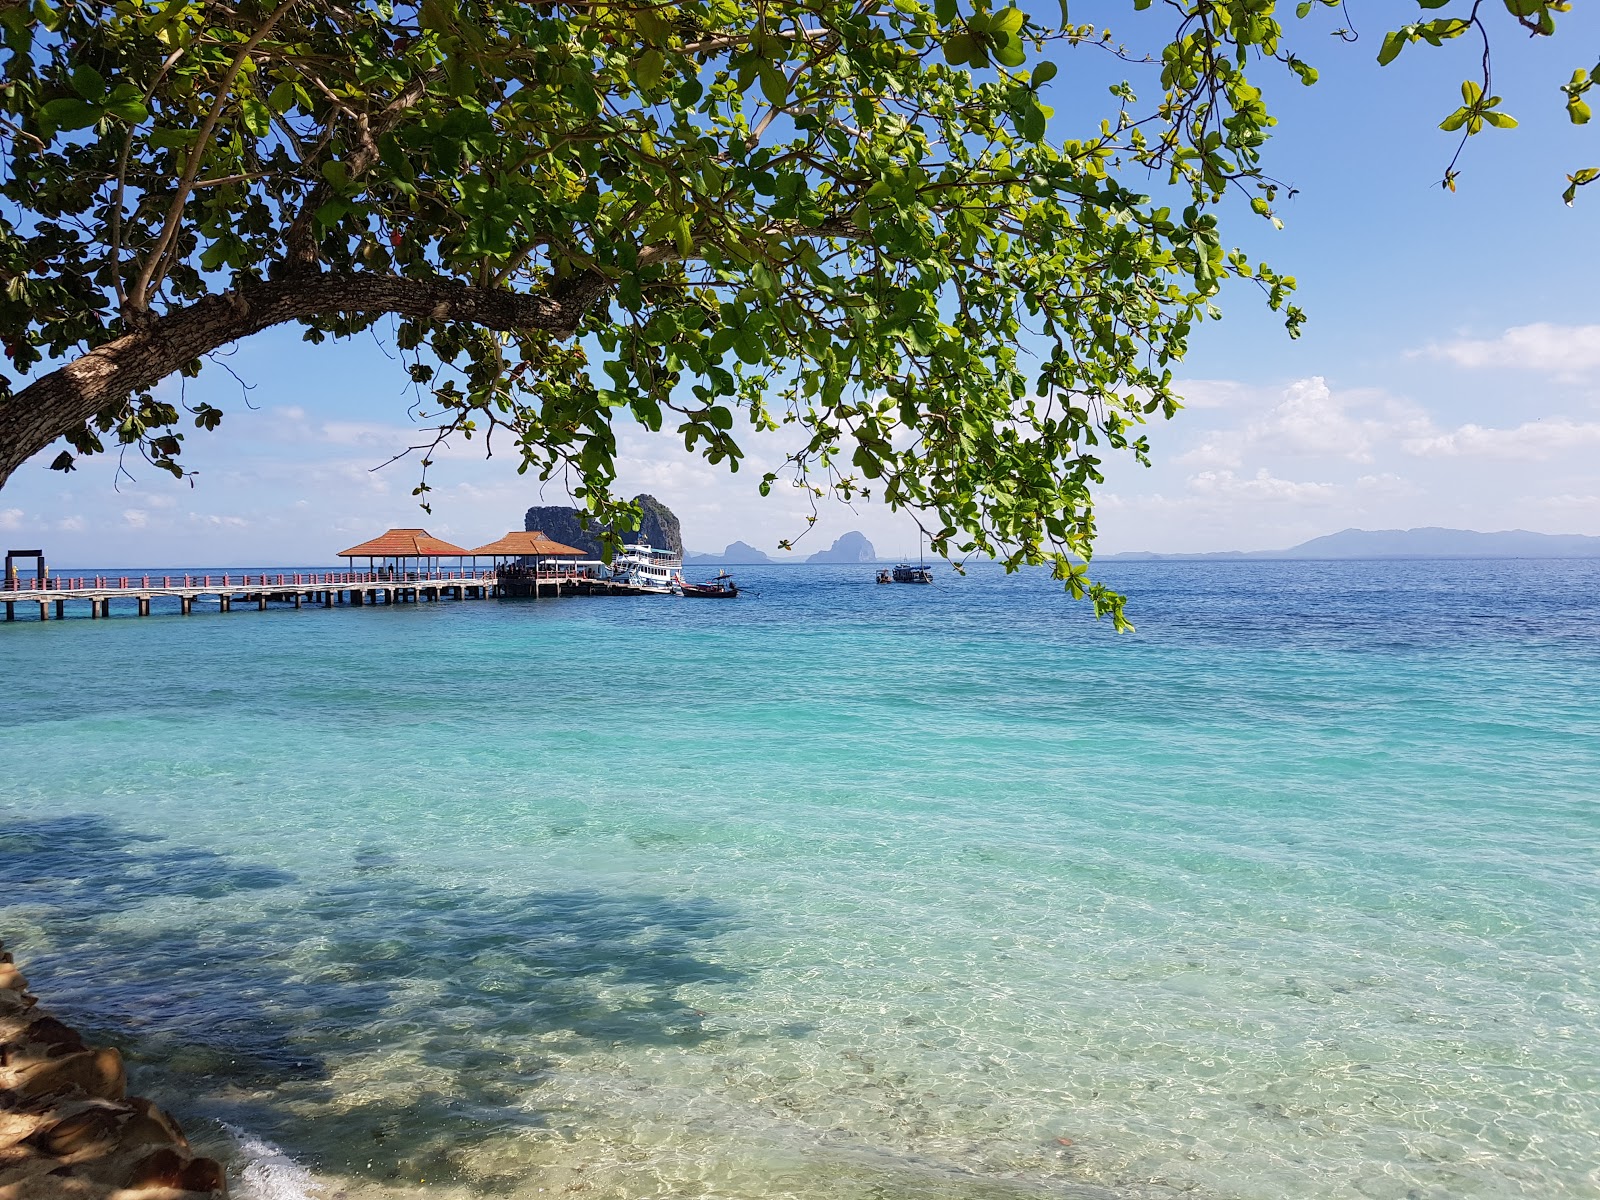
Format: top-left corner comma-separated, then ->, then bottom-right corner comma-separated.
2,568 -> 505,592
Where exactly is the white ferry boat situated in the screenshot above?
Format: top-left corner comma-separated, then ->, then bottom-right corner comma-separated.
609,543 -> 681,594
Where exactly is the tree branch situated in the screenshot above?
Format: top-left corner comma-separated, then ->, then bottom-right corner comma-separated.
129,0 -> 300,311
0,272 -> 608,486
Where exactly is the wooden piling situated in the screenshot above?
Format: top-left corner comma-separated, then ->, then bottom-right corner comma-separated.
138,597 -> 150,617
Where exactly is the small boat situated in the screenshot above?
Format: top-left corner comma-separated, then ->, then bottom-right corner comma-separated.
876,569 -> 892,584
679,571 -> 739,598
891,533 -> 935,584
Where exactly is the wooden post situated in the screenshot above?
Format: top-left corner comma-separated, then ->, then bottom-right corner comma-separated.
4,602 -> 12,622
220,594 -> 231,612
258,595 -> 268,611
37,600 -> 48,621
181,596 -> 192,615
90,597 -> 100,619
138,597 -> 150,617
54,599 -> 64,619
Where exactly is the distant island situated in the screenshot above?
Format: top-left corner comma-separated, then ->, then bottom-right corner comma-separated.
1106,527 -> 1600,561
687,530 -> 880,564
806,532 -> 877,564
685,540 -> 777,565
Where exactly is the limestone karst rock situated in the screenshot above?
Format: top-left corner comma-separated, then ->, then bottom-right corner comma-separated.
805,531 -> 877,564
523,494 -> 683,559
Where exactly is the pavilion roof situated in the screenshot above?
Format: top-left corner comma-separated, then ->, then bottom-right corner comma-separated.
337,528 -> 469,558
466,530 -> 588,557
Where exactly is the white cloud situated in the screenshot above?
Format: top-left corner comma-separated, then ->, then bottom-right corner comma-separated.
1173,378 -> 1254,410
1246,377 -> 1374,461
1353,473 -> 1419,496
1173,377 -> 1428,467
1175,437 -> 1244,469
1421,323 -> 1600,376
1186,468 -> 1338,504
1402,418 -> 1600,460
1540,493 -> 1600,512
57,515 -> 86,532
0,507 -> 23,531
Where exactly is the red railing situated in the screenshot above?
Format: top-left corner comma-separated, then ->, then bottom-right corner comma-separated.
2,568 -> 514,593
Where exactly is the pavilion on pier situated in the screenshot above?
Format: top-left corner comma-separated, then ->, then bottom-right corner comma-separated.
467,531 -> 590,590
337,528 -> 470,580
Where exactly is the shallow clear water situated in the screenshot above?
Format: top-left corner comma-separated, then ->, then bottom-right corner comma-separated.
2,560 -> 1597,1200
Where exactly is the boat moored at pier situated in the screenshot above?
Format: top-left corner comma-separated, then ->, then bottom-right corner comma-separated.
605,543 -> 681,595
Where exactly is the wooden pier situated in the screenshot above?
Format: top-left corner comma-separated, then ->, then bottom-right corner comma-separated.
0,567 -> 593,621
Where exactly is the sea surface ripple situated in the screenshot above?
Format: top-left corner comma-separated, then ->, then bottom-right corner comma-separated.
1,559 -> 1597,1200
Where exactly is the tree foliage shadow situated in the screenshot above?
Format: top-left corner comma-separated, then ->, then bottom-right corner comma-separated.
0,812 -> 758,1191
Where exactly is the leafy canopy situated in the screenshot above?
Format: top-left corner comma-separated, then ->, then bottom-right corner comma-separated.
0,0 -> 1587,627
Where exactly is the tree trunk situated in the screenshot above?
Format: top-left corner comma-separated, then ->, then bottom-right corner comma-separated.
0,272 -> 606,487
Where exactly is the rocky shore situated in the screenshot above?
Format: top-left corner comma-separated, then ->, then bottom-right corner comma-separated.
0,942 -> 228,1199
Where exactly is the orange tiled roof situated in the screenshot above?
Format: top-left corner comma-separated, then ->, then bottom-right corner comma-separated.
337,528 -> 469,558
466,531 -> 588,557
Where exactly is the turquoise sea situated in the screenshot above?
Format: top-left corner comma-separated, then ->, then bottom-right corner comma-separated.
2,559 -> 1598,1200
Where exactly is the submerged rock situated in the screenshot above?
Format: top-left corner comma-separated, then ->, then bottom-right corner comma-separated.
0,940 -> 228,1198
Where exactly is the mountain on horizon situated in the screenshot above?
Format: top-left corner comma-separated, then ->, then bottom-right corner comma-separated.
807,531 -> 877,564
685,540 -> 778,565
1106,526 -> 1600,561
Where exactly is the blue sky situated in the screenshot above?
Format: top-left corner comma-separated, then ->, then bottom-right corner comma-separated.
3,2 -> 1598,565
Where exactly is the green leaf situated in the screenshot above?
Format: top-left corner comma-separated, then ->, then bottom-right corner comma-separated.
750,261 -> 780,294
759,63 -> 788,106
635,48 -> 665,91
38,96 -> 100,135
1377,30 -> 1407,66
1460,79 -> 1482,105
993,7 -> 1024,36
268,81 -> 298,114
70,64 -> 105,100
240,94 -> 271,137
993,33 -> 1026,68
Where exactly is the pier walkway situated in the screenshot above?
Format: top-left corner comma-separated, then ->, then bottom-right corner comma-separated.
2,567 -> 525,620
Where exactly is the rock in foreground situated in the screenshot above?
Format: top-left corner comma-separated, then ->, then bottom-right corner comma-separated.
0,943 -> 228,1199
